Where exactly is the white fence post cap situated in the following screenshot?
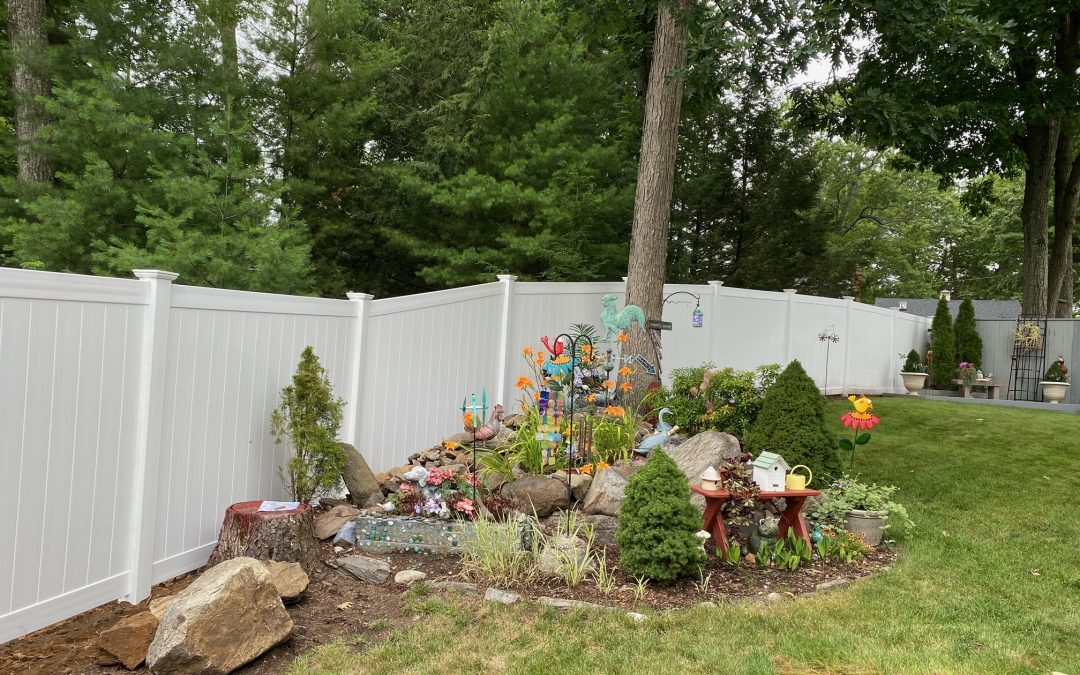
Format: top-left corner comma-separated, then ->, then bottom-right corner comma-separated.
132,269 -> 179,281
346,292 -> 374,301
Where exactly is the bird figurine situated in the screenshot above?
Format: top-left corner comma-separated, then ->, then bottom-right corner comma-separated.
1057,355 -> 1069,377
849,394 -> 873,414
600,294 -> 647,343
540,335 -> 565,357
465,403 -> 504,441
402,465 -> 429,487
655,407 -> 673,434
634,424 -> 679,456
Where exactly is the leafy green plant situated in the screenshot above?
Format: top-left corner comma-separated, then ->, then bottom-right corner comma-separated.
270,346 -> 347,503
633,576 -> 649,602
722,540 -> 742,566
616,450 -> 705,584
650,364 -> 779,440
746,359 -> 842,480
901,349 -> 925,373
478,406 -> 554,480
591,410 -> 635,464
1044,357 -> 1069,383
593,549 -> 617,595
815,529 -> 873,563
810,474 -> 915,538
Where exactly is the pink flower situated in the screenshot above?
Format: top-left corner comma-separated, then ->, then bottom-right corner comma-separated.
427,468 -> 446,486
399,483 -> 414,495
453,499 -> 475,515
464,472 -> 481,488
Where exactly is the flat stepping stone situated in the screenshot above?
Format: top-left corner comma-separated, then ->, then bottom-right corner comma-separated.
334,555 -> 390,584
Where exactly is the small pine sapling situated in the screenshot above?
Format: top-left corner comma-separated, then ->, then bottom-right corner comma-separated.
616,450 -> 705,584
271,346 -> 347,503
902,349 -> 924,373
930,297 -> 956,389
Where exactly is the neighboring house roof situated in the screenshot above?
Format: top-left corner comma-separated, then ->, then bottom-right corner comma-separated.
874,298 -> 1022,320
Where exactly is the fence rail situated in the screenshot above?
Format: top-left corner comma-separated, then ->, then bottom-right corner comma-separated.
0,268 -> 928,642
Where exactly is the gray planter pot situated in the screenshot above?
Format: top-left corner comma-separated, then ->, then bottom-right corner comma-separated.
845,509 -> 886,546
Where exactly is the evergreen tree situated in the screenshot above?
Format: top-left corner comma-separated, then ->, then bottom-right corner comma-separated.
746,360 -> 841,480
930,297 -> 956,388
616,450 -> 704,584
954,297 -> 982,369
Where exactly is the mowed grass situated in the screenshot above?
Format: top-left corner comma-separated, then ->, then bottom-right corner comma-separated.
291,397 -> 1080,675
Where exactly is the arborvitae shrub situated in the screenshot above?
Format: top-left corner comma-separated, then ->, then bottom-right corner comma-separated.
745,359 -> 842,480
930,297 -> 956,388
902,349 -> 924,372
616,450 -> 704,584
954,297 -> 982,368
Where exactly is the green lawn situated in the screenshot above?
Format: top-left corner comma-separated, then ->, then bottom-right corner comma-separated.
292,398 -> 1080,674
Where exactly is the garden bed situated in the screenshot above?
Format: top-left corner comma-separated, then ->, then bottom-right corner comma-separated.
0,536 -> 895,675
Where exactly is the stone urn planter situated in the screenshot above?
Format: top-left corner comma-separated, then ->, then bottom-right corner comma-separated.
1039,381 -> 1070,404
899,372 -> 928,395
845,509 -> 886,546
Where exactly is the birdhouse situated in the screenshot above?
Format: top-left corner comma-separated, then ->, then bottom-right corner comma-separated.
699,466 -> 721,491
752,452 -> 790,492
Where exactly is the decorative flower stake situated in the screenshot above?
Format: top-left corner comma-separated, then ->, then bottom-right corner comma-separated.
839,394 -> 880,471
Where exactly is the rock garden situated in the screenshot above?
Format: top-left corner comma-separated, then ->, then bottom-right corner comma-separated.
0,328 -> 911,675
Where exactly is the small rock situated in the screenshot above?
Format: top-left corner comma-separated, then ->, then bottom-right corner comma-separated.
580,513 -> 619,547
627,612 -> 647,622
314,504 -> 361,540
538,596 -> 605,611
394,570 -> 428,585
697,601 -> 718,609
335,555 -> 391,584
538,534 -> 593,576
333,546 -> 344,554
429,581 -> 478,595
764,592 -> 788,603
148,595 -> 177,621
814,578 -> 852,594
97,612 -> 158,670
484,588 -> 521,604
260,560 -> 309,603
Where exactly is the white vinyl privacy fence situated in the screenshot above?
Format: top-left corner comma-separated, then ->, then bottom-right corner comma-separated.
0,268 -> 929,641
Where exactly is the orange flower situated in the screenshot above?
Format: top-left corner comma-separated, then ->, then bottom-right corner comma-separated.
582,344 -> 593,354
532,391 -> 541,401
463,412 -> 474,428
617,331 -> 629,343
535,355 -> 545,366
619,381 -> 632,392
515,376 -> 532,389
522,346 -> 533,356
601,380 -> 615,390
587,394 -> 597,403
603,405 -> 625,417
618,365 -> 632,377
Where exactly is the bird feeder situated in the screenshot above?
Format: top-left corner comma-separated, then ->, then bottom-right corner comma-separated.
699,466 -> 722,491
692,304 -> 704,328
751,451 -> 790,492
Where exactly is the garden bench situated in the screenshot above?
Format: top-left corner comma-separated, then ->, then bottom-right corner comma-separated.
690,486 -> 820,557
951,379 -> 1002,399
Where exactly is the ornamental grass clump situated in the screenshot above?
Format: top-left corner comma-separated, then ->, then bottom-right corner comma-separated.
271,346 -> 347,503
746,359 -> 842,480
616,450 -> 704,584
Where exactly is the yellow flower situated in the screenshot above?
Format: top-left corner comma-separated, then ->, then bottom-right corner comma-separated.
619,381 -> 632,392
515,376 -> 532,389
617,331 -> 629,343
618,365 -> 632,377
602,380 -> 615,390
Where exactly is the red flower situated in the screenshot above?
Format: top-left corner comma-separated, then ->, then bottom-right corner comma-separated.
840,412 -> 880,431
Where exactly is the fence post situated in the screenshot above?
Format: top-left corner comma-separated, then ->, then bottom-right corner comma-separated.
495,275 -> 518,408
889,307 -> 900,394
343,292 -> 374,448
840,296 -> 855,396
783,289 -> 797,363
707,281 -> 724,366
126,269 -> 178,603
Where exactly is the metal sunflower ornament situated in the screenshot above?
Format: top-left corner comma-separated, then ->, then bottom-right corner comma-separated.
839,394 -> 880,471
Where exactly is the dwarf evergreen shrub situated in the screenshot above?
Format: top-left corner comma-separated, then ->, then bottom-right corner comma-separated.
271,346 -> 347,503
954,297 -> 982,368
746,360 -> 842,480
616,450 -> 704,584
930,297 -> 956,388
902,349 -> 924,373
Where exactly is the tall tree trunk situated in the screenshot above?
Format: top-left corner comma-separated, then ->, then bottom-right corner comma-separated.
625,0 -> 692,391
1019,120 -> 1060,315
8,0 -> 52,184
1048,128 -> 1080,316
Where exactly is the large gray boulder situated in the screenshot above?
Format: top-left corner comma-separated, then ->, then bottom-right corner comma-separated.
340,442 -> 381,506
146,557 -> 292,675
335,554 -> 391,584
581,466 -> 633,517
501,475 -> 570,517
664,431 -> 742,508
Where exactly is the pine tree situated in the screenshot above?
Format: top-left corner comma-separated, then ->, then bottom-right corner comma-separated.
616,450 -> 705,584
954,297 -> 982,368
930,297 -> 956,388
746,360 -> 842,480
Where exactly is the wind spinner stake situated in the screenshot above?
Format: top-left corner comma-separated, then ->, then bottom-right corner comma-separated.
460,389 -> 488,502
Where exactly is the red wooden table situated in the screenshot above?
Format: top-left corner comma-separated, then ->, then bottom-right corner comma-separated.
691,486 -> 820,557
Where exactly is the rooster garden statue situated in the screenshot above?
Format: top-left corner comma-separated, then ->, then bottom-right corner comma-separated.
600,294 -> 646,343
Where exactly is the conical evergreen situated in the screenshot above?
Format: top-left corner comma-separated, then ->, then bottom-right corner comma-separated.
930,297 -> 956,387
616,450 -> 705,584
954,297 -> 982,368
745,359 -> 841,480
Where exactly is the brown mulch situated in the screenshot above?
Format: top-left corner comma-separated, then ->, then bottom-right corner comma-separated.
0,539 -> 896,675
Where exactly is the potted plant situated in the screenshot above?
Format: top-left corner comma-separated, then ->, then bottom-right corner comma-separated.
899,349 -> 928,395
1039,356 -> 1070,404
810,475 -> 914,546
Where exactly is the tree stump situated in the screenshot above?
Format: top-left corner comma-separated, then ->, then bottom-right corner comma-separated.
207,501 -> 320,574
